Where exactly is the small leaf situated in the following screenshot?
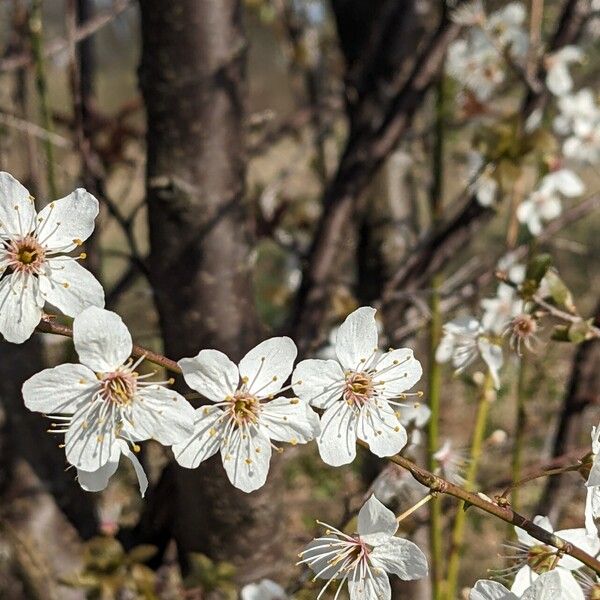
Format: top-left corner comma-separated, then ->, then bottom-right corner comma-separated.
526,254 -> 552,285
568,320 -> 593,344
543,270 -> 576,313
126,544 -> 158,565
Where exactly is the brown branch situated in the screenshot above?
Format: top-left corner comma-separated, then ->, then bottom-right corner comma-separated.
35,319 -> 181,374
0,0 -> 132,72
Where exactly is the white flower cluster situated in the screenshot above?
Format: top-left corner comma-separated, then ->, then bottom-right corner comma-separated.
447,2 -> 528,102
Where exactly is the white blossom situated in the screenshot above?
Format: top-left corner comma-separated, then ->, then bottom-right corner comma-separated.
241,579 -> 287,600
509,515 -> 598,600
22,307 -> 195,482
436,316 -> 503,388
481,283 -> 524,335
471,571 -> 561,600
485,2 -> 528,58
173,337 -> 320,493
298,495 -> 428,600
433,439 -> 468,485
0,172 -> 104,343
292,307 -> 422,467
545,46 -> 584,97
452,0 -> 485,26
585,423 -> 600,537
517,170 -> 584,236
554,89 -> 600,136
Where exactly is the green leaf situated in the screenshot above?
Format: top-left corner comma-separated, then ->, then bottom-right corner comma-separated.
568,320 -> 594,344
126,544 -> 158,565
526,254 -> 552,285
543,270 -> 575,313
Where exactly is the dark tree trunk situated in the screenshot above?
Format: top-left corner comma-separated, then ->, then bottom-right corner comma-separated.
137,0 -> 285,580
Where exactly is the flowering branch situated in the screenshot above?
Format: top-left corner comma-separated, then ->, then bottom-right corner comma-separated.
35,318 -> 182,375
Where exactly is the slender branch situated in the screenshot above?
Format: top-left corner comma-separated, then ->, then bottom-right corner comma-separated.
35,319 -> 181,374
33,320 -> 600,574
0,0 -> 132,72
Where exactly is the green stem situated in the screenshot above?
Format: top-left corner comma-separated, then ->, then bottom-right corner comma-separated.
511,357 -> 527,513
445,372 -> 494,599
29,0 -> 57,198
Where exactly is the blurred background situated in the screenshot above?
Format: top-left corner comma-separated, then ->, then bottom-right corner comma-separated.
0,0 -> 599,598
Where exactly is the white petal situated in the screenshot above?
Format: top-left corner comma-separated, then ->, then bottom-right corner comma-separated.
547,64 -> 573,97
65,404 -> 119,470
36,189 -> 99,252
357,495 -> 398,544
221,428 -> 272,493
511,567 -> 537,596
335,307 -> 379,370
370,537 -> 428,580
0,272 -> 43,343
259,397 -> 320,444
585,486 -> 600,537
372,348 -> 422,396
73,306 -> 132,372
129,386 -> 195,445
478,338 -> 503,389
470,580 -> 516,600
22,363 -> 98,414
348,567 -> 391,600
120,443 -> 149,497
546,170 -> 585,197
239,337 -> 297,398
435,333 -> 455,363
77,450 -> 119,493
357,401 -> 407,458
317,401 -> 358,466
554,570 -> 584,600
77,441 -> 148,497
39,257 -> 105,317
521,571 -> 562,600
301,537 -> 347,580
291,358 -> 345,409
178,349 -> 239,402
241,579 -> 287,600
0,172 -> 36,236
556,528 -> 600,570
538,197 -> 562,221
172,406 -> 224,468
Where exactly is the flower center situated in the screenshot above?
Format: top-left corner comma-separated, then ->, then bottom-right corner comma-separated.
343,371 -> 374,406
526,544 -> 557,574
99,371 -> 137,406
5,235 -> 46,274
229,391 -> 260,425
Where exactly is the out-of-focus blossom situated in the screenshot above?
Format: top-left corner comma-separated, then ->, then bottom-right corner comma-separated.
545,46 -> 584,97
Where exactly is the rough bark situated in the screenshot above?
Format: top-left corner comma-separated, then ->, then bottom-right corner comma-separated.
138,0 -> 284,580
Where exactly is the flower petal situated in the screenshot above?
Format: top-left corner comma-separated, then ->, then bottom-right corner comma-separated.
301,537 -> 346,580
585,486 -> 600,537
470,580 -> 516,600
178,349 -> 238,402
240,579 -> 287,600
221,428 -> 272,493
239,337 -> 297,398
335,307 -> 378,370
356,401 -> 407,458
172,406 -> 224,468
259,397 -> 320,444
356,495 -> 398,544
129,386 -> 195,445
120,443 -> 149,497
0,272 -> 43,343
316,401 -> 358,466
347,567 -> 391,600
0,172 -> 36,236
511,567 -> 536,596
22,363 -> 98,414
291,358 -> 345,408
39,257 -> 105,317
521,571 -> 563,600
372,348 -> 422,396
65,404 -> 119,470
370,537 -> 428,580
73,306 -> 132,372
36,189 -> 99,252
478,338 -> 503,389
556,528 -> 600,570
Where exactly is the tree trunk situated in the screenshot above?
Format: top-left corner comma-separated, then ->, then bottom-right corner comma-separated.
138,0 -> 285,581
